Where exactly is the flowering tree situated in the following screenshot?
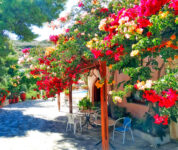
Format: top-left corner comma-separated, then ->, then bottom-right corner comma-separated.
23,0 -> 177,129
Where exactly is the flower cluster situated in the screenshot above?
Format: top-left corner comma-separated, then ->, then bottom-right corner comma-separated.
134,80 -> 153,90
154,114 -> 168,125
143,88 -> 178,108
143,88 -> 178,125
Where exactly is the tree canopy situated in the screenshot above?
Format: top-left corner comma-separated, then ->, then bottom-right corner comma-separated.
0,0 -> 66,82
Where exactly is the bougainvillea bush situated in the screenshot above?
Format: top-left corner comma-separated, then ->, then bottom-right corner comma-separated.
21,0 -> 177,131
0,89 -> 9,105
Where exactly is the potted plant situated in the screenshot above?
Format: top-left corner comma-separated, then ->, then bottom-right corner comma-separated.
64,89 -> 69,100
20,91 -> 26,101
78,96 -> 92,110
0,89 -> 9,106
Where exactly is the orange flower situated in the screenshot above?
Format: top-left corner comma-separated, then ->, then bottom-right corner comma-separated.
170,35 -> 176,40
166,41 -> 172,47
95,80 -> 104,89
109,64 -> 112,69
136,28 -> 143,34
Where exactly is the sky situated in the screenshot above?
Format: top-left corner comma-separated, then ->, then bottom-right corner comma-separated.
8,0 -> 78,41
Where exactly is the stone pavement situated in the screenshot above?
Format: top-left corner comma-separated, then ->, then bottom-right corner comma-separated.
0,90 -> 177,150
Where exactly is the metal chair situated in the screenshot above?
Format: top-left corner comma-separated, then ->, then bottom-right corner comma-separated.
66,113 -> 82,134
112,117 -> 134,144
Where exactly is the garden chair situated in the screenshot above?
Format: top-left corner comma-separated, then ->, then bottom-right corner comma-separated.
66,113 -> 82,134
112,117 -> 134,144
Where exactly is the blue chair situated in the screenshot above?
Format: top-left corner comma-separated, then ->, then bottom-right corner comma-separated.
112,117 -> 134,144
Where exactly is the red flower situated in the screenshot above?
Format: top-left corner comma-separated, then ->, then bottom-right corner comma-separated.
158,89 -> 178,108
100,8 -> 109,13
137,18 -> 150,28
91,49 -> 102,59
143,90 -> 160,103
147,31 -> 152,38
154,114 -> 168,125
106,50 -> 113,55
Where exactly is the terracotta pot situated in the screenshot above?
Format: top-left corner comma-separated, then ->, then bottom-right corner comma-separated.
9,99 -> 12,104
12,98 -> 16,103
20,93 -> 26,101
37,94 -> 40,99
15,97 -> 19,103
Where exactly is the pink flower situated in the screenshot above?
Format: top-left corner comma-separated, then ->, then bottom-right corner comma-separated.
78,2 -> 84,7
49,35 -> 59,44
22,48 -> 30,54
100,8 -> 109,13
65,29 -> 70,33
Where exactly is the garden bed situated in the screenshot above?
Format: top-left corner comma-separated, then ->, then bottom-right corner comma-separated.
133,129 -> 170,146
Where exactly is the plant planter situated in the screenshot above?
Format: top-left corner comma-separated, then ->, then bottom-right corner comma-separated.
133,129 -> 170,147
15,97 -> 19,103
37,94 -> 40,99
170,120 -> 178,140
20,93 -> 26,101
64,94 -> 69,100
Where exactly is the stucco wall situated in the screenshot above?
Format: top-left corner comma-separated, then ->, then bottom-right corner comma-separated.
88,57 -> 166,118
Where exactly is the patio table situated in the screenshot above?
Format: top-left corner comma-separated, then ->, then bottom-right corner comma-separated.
80,109 -> 96,128
94,118 -> 116,149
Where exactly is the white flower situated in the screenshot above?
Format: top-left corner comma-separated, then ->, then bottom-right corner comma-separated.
125,34 -> 131,39
114,96 -> 122,103
99,18 -> 107,31
30,65 -> 34,69
18,57 -> 24,64
145,80 -> 153,89
130,50 -> 139,57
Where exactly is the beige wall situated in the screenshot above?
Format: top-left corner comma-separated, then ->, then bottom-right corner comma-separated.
88,57 -> 166,118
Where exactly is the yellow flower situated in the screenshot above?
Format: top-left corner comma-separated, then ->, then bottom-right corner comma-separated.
175,17 -> 178,24
170,35 -> 176,40
86,40 -> 93,49
160,11 -> 169,18
45,47 -> 55,56
130,50 -> 139,57
13,83 -> 17,87
10,65 -> 16,69
136,28 -> 143,34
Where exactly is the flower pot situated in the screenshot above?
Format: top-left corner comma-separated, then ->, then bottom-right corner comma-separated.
37,94 -> 40,99
15,97 -> 19,103
12,98 -> 16,103
20,93 -> 26,101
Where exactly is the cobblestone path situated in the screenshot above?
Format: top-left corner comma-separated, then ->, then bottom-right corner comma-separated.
0,91 -> 177,150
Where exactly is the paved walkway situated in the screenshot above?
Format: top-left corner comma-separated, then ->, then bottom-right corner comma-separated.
0,91 -> 177,150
